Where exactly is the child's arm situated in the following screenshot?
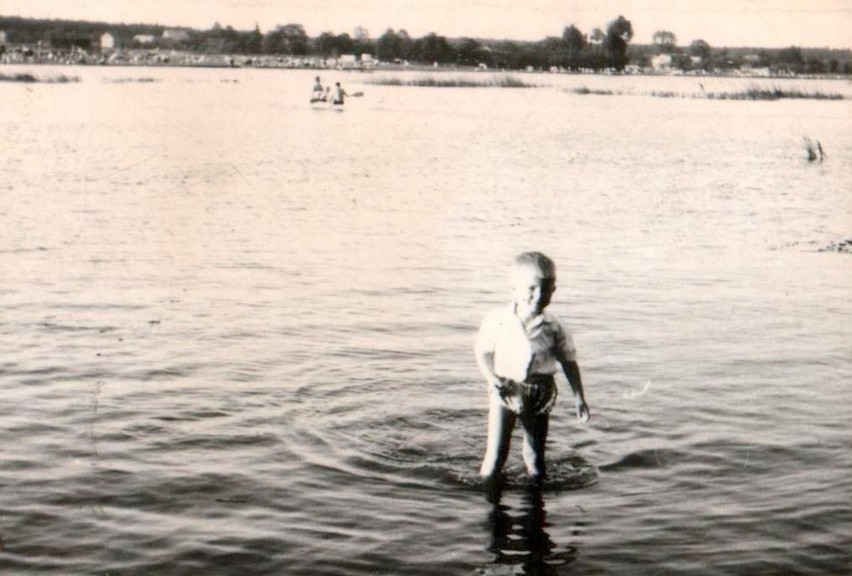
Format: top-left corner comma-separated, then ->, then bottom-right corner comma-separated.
559,358 -> 590,423
475,312 -> 509,397
475,348 -> 506,396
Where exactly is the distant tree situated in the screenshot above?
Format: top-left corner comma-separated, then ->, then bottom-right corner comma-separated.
455,37 -> 486,66
686,39 -> 709,58
413,32 -> 452,64
358,38 -> 376,56
628,44 -> 653,69
375,28 -> 410,61
239,24 -> 262,54
671,53 -> 693,71
804,56 -> 826,74
562,24 -> 586,52
261,30 -> 281,54
778,46 -> 803,64
396,29 -> 413,61
376,28 -> 399,61
264,24 -> 308,55
605,15 -> 633,70
688,39 -> 712,69
652,30 -> 676,52
223,25 -> 239,40
353,26 -> 370,41
776,46 -> 804,73
589,27 -> 605,46
710,49 -> 739,71
489,40 -> 525,69
334,33 -> 354,55
756,49 -> 773,68
537,36 -> 569,69
313,31 -> 336,56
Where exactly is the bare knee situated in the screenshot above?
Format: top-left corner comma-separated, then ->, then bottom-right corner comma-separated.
481,403 -> 515,478
521,416 -> 548,476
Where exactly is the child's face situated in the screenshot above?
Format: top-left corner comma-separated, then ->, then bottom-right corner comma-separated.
510,264 -> 554,318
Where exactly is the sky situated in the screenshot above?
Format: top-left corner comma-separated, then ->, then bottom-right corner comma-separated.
2,0 -> 850,49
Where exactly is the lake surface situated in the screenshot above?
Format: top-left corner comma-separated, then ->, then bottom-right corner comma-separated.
1,66 -> 850,575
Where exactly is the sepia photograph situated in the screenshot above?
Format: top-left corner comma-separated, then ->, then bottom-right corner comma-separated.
1,1 -> 849,574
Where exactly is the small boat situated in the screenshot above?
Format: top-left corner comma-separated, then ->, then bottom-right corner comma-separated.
310,98 -> 344,111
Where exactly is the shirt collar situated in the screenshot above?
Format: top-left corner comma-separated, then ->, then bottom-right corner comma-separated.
507,303 -> 555,325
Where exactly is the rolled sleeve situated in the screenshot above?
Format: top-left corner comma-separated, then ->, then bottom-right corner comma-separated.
555,322 -> 577,362
475,309 -> 498,356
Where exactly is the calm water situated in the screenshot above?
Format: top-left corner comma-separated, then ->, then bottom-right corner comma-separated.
1,66 -> 850,575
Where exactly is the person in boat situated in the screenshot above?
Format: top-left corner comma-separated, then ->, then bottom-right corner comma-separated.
311,76 -> 325,102
332,82 -> 347,105
475,252 -> 590,486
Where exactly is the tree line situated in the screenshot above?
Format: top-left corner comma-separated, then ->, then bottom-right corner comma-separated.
636,30 -> 851,75
0,14 -> 637,71
1,15 -> 848,74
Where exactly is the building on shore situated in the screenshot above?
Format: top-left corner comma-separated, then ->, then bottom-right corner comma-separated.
162,29 -> 191,44
337,53 -> 374,69
100,33 -> 116,51
133,34 -> 156,45
651,53 -> 672,72
339,54 -> 358,68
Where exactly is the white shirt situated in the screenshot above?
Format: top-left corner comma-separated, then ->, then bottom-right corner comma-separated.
475,304 -> 577,383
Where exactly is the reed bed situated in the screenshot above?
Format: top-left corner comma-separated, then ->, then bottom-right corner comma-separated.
366,74 -> 532,88
818,238 -> 852,253
567,82 -> 843,101
572,86 -> 619,96
104,77 -> 160,83
0,72 -> 80,83
650,84 -> 843,100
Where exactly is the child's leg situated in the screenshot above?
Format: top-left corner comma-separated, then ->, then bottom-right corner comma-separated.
480,395 -> 516,479
520,413 -> 549,478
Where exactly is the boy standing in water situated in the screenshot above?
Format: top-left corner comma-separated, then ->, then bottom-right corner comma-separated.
475,252 -> 590,483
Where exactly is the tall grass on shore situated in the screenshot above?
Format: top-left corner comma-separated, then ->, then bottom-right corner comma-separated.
366,74 -> 532,88
0,72 -> 80,83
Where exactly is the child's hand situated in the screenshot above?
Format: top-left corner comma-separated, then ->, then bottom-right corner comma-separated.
490,376 -> 508,397
576,399 -> 590,424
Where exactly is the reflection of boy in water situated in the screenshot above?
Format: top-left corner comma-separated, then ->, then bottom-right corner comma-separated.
475,252 -> 590,483
487,486 -> 579,570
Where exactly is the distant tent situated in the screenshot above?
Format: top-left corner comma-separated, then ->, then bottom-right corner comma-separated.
100,33 -> 116,51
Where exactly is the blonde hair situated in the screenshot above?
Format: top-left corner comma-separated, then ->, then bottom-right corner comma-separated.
513,252 -> 556,286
